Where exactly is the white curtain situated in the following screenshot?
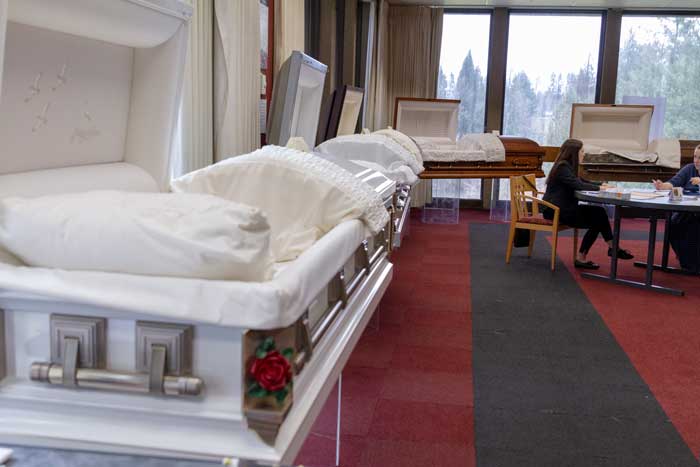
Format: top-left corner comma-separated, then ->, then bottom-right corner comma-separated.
172,0 -> 214,177
213,0 -> 261,161
273,0 -> 305,78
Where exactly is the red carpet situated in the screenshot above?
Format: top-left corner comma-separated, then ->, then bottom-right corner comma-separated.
295,211 -> 475,467
552,231 -> 700,458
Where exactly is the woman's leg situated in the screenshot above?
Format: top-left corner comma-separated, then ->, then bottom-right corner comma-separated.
575,205 -> 614,259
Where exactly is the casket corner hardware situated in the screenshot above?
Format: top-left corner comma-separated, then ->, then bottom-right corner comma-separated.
243,327 -> 297,445
30,314 -> 203,397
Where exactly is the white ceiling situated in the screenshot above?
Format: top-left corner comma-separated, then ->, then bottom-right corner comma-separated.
388,0 -> 700,9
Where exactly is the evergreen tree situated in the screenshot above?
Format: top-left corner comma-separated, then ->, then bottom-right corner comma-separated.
504,72 -> 537,138
453,51 -> 486,136
437,67 -> 448,99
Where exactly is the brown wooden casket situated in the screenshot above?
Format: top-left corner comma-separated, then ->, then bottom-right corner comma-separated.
420,136 -> 544,179
570,103 -> 696,182
580,140 -> 697,182
393,98 -> 543,179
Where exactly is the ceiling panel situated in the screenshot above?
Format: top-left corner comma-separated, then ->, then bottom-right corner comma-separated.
387,0 -> 700,10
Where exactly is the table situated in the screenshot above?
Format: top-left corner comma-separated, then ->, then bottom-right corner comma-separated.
2,445 -> 293,467
575,191 -> 700,296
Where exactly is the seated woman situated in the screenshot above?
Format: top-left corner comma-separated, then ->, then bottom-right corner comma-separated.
653,144 -> 700,272
542,138 -> 634,269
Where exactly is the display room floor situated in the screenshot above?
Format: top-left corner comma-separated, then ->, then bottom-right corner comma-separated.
296,210 -> 700,467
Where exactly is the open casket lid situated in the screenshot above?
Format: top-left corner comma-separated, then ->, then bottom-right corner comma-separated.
570,104 -> 654,154
0,0 -> 191,198
321,85 -> 364,142
267,51 -> 328,149
394,98 -> 459,141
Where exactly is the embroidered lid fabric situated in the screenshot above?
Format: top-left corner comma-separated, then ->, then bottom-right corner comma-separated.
0,191 -> 274,281
171,145 -> 389,262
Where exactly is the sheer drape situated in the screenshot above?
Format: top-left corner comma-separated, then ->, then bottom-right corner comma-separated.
387,6 -> 443,206
273,0 -> 305,77
213,0 -> 260,162
172,0 -> 214,177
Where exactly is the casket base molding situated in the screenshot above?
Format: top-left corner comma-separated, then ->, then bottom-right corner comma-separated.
0,256 -> 392,464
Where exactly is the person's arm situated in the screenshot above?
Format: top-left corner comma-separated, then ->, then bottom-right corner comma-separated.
668,165 -> 692,188
581,177 -> 603,186
556,164 -> 600,191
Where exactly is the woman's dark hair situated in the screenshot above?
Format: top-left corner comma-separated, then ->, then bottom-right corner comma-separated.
547,138 -> 584,185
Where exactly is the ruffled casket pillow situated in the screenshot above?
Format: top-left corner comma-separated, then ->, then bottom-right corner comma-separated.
171,145 -> 390,262
0,191 -> 274,281
373,128 -> 424,165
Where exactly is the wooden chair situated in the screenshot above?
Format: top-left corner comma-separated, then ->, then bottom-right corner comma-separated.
505,174 -> 578,271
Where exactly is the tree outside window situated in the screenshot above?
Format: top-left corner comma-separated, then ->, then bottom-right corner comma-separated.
616,15 -> 700,140
436,13 -> 490,199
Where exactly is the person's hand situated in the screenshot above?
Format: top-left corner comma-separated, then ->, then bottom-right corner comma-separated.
691,177 -> 700,186
652,179 -> 665,190
601,183 -> 616,191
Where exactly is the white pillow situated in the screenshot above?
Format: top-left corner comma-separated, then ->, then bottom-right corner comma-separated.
374,128 -> 424,164
0,191 -> 274,281
171,145 -> 389,262
316,134 -> 424,175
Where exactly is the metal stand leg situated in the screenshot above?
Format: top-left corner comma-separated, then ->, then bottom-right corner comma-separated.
633,212 -> 700,277
662,212 -> 671,268
645,216 -> 657,286
582,207 -> 684,296
336,373 -> 342,467
610,205 -> 621,279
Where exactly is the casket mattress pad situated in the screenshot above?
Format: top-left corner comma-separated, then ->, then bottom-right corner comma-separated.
0,219 -> 368,330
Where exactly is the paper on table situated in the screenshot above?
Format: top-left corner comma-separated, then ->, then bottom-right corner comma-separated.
0,447 -> 12,464
631,191 -> 667,200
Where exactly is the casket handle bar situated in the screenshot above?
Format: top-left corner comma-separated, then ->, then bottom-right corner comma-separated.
294,317 -> 313,371
30,315 -> 203,397
309,240 -> 385,349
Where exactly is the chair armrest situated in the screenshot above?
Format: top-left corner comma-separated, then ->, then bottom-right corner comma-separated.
523,195 -> 560,213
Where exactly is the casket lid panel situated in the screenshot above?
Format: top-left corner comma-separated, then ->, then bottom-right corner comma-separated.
570,103 -> 654,154
394,97 -> 459,141
0,0 -> 191,196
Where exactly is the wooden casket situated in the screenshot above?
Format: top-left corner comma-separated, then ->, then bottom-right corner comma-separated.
393,98 -> 544,179
571,103 -> 691,182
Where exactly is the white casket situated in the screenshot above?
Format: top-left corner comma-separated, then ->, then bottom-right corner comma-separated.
0,2 -> 392,464
571,103 -> 681,169
267,51 -> 327,149
394,97 -> 505,163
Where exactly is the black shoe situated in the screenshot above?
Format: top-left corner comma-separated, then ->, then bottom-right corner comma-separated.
575,260 -> 600,270
608,247 -> 634,260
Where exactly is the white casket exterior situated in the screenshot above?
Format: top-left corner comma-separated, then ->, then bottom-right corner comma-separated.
0,1 -> 392,463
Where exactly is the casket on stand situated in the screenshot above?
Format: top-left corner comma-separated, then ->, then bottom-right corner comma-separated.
0,2 -> 393,464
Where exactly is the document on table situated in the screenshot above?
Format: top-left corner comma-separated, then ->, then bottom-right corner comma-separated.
630,191 -> 667,200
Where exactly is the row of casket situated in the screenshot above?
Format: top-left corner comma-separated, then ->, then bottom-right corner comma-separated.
0,2 -> 395,465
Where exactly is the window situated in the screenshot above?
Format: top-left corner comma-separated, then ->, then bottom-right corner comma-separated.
616,15 -> 700,140
499,13 -> 602,198
503,13 -> 602,146
437,12 -> 491,199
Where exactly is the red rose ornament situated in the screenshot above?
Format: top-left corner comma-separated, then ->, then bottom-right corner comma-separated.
250,351 -> 292,392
